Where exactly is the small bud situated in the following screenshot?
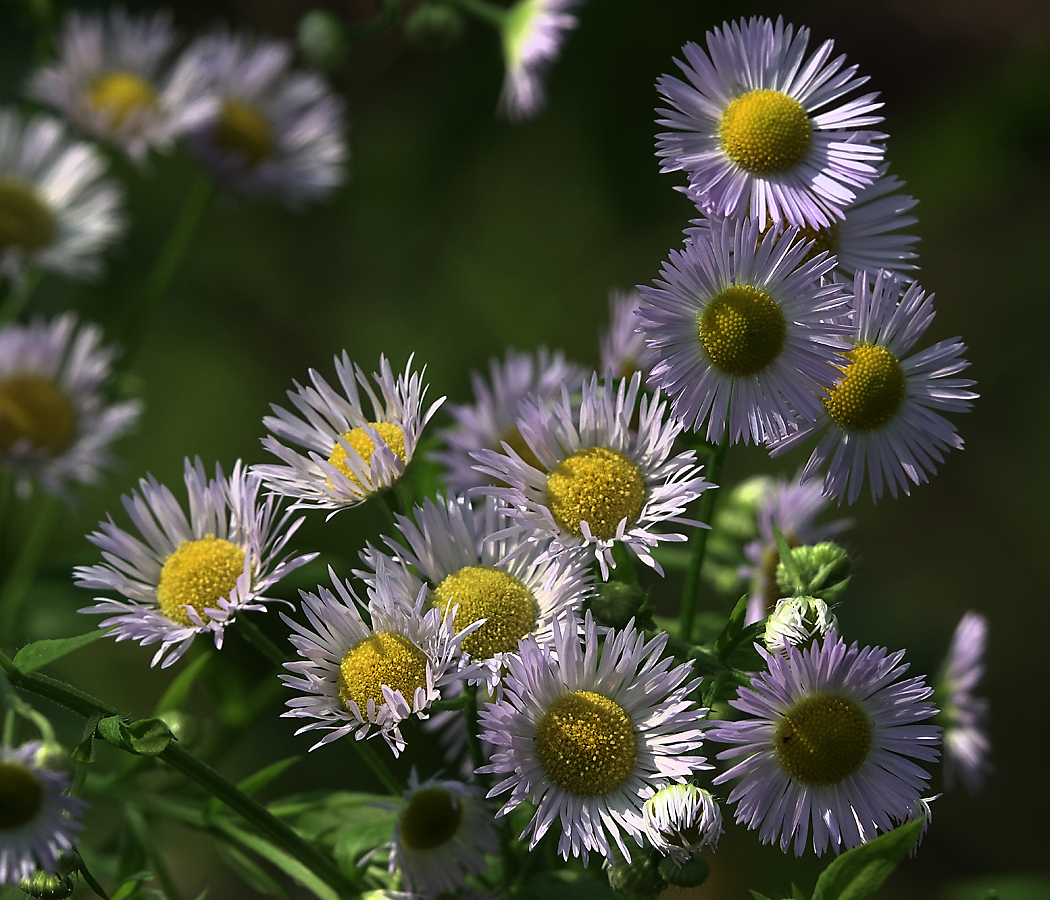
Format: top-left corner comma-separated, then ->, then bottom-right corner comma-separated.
776,541 -> 851,601
297,11 -> 348,71
764,596 -> 837,654
20,857 -> 77,900
605,851 -> 666,899
31,742 -> 73,774
404,5 -> 465,51
658,852 -> 711,888
642,784 -> 723,864
590,581 -> 647,631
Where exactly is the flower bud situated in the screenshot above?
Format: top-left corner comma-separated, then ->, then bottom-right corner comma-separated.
590,581 -> 647,631
31,742 -> 73,774
297,11 -> 348,71
642,784 -> 722,864
605,851 -> 666,899
657,852 -> 711,888
404,5 -> 466,51
764,596 -> 837,654
776,541 -> 851,601
19,856 -> 77,900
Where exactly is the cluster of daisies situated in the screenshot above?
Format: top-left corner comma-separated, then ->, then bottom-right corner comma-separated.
2,12 -> 992,899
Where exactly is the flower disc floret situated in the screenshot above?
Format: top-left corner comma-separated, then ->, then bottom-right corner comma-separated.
774,695 -> 871,785
546,446 -> 646,539
86,72 -> 159,126
329,422 -> 407,486
0,179 -> 56,254
399,787 -> 463,851
214,100 -> 274,168
156,535 -> 246,627
0,376 -> 77,454
0,762 -> 43,830
699,284 -> 787,377
823,343 -> 905,430
338,632 -> 430,714
431,566 -> 537,659
719,89 -> 811,175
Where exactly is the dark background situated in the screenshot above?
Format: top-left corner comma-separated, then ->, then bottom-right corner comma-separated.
1,0 -> 1048,897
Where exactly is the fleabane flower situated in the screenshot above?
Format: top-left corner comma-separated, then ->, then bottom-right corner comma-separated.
173,30 -> 347,206
600,290 -> 656,382
638,217 -> 851,445
0,743 -> 86,887
472,372 -> 711,580
498,0 -> 583,121
769,269 -> 977,504
359,493 -> 592,690
75,457 -> 314,668
656,16 -> 885,229
0,110 -> 123,281
0,314 -> 141,499
478,613 -> 709,864
27,9 -> 214,160
709,630 -> 941,856
258,353 -> 444,513
388,773 -> 499,894
763,595 -> 837,655
280,562 -> 475,755
938,612 -> 991,792
642,783 -> 723,865
435,347 -> 585,493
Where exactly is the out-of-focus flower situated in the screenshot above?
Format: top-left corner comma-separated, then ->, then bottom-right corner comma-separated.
939,611 -> 991,792
600,290 -> 655,383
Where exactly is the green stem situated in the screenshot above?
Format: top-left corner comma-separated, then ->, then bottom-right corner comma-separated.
0,652 -> 358,899
0,492 -> 62,639
351,737 -> 401,795
462,684 -> 489,788
679,425 -> 730,643
611,542 -> 638,585
125,805 -> 183,900
75,850 -> 112,900
237,615 -> 289,669
0,268 -> 43,325
446,0 -> 507,28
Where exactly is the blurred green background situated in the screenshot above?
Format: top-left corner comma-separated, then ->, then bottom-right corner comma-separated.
1,0 -> 1048,897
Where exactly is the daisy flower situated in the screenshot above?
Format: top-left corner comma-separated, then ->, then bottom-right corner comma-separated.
637,216 -> 851,445
498,0 -> 583,122
600,290 -> 656,383
258,353 -> 444,514
478,612 -> 708,863
280,561 -> 474,755
359,493 -> 592,689
0,742 -> 86,887
0,110 -> 122,281
27,9 -> 214,161
769,269 -> 977,504
656,16 -> 885,229
388,772 -> 499,894
173,30 -> 347,207
472,371 -> 710,580
642,783 -> 723,865
708,630 -> 941,856
75,457 -> 314,668
434,346 -> 586,493
938,611 -> 991,792
0,314 -> 141,499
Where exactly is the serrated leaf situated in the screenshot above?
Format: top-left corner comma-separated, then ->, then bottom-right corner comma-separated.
154,652 -> 211,714
811,819 -> 924,900
97,716 -> 175,756
13,631 -> 102,673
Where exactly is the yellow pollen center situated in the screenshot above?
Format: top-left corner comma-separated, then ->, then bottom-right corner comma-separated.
86,71 -> 159,127
535,690 -> 637,796
156,535 -> 245,627
823,343 -> 906,431
0,376 -> 77,454
0,762 -> 43,830
774,694 -> 872,785
328,422 -> 407,487
545,446 -> 646,540
699,284 -> 787,377
338,632 -> 429,713
719,89 -> 812,175
0,178 -> 55,254
431,566 -> 538,659
214,99 -> 276,169
399,786 -> 463,851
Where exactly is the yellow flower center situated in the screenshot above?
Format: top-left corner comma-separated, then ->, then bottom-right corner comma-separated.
699,284 -> 787,377
338,632 -> 429,713
431,566 -> 538,659
719,89 -> 812,175
86,71 -> 159,127
823,343 -> 906,431
0,178 -> 56,255
156,535 -> 246,627
0,376 -> 77,454
535,690 -> 637,796
0,762 -> 43,830
399,786 -> 463,851
214,99 -> 276,169
774,694 -> 872,785
328,422 -> 407,487
545,447 -> 646,540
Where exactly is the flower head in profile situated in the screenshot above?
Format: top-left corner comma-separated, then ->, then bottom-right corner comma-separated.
259,353 -> 444,514
27,9 -> 214,160
600,290 -> 656,383
656,16 -> 885,228
938,612 -> 991,792
478,613 -> 709,864
173,31 -> 347,206
498,0 -> 583,121
0,314 -> 141,499
709,630 -> 941,856
0,110 -> 123,281
0,742 -> 86,887
642,783 -> 723,865
763,596 -> 838,655
769,269 -> 977,504
435,347 -> 585,493
75,458 -> 314,667
280,561 -> 474,756
473,372 -> 711,580
638,217 -> 851,445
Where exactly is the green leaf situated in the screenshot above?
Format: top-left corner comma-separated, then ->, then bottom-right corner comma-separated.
215,820 -> 341,900
792,884 -> 808,900
193,891 -> 209,900
811,818 -> 925,900
238,756 -> 302,797
107,871 -> 153,900
521,870 -> 621,900
215,841 -> 295,900
751,893 -> 775,900
13,631 -> 102,673
97,716 -> 176,756
72,714 -> 103,763
154,651 -> 211,714
332,806 -> 397,873
772,524 -> 802,591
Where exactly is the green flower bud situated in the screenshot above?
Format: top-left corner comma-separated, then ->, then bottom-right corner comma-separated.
776,540 -> 851,601
297,11 -> 348,72
404,5 -> 465,51
20,856 -> 76,899
658,852 -> 711,888
590,581 -> 648,631
605,851 -> 667,899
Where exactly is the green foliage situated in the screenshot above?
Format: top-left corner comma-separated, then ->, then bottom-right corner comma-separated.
96,716 -> 176,757
521,869 -> 623,900
810,818 -> 925,900
944,875 -> 1050,900
12,631 -> 102,673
